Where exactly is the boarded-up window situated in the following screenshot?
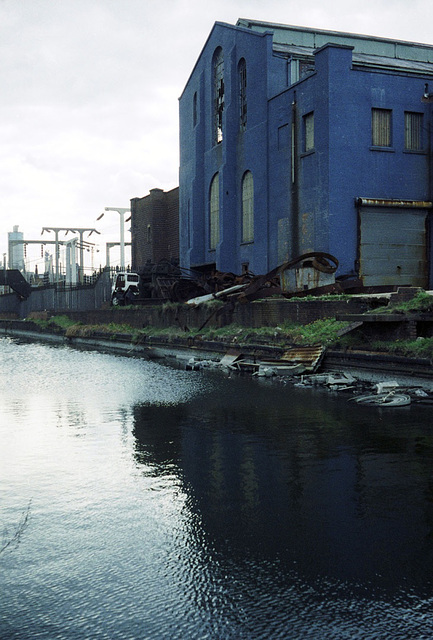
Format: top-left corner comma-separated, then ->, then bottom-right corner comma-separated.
209,173 -> 220,250
213,48 -> 224,144
405,112 -> 423,151
372,108 -> 392,147
304,112 -> 314,152
242,171 -> 254,243
239,58 -> 247,132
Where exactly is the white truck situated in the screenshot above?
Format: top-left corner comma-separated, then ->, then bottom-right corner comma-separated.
111,272 -> 141,306
110,263 -> 207,305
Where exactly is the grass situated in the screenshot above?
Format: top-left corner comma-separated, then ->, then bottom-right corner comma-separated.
284,293 -> 351,302
378,290 -> 433,314
29,315 -> 350,349
279,318 -> 351,345
359,337 -> 433,360
27,294 -> 433,361
64,322 -> 140,338
195,318 -> 351,347
30,315 -> 79,331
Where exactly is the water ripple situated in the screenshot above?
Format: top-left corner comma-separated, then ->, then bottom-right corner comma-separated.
2,338 -> 433,639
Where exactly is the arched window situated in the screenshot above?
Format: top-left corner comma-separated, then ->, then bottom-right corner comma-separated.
193,91 -> 198,128
242,171 -> 254,243
213,48 -> 224,144
209,173 -> 220,249
239,58 -> 247,131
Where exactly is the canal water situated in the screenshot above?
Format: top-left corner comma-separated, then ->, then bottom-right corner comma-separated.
1,337 -> 433,639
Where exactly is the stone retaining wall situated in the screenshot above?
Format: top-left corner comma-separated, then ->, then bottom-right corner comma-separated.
57,297 -> 372,330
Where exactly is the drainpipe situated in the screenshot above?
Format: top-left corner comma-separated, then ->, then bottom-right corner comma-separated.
427,108 -> 433,289
291,95 -> 299,259
422,84 -> 433,287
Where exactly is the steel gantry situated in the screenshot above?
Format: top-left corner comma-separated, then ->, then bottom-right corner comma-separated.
41,227 -> 99,283
97,208 -> 131,270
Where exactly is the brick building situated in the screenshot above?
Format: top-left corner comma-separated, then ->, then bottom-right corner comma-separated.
130,187 -> 179,271
179,20 -> 433,288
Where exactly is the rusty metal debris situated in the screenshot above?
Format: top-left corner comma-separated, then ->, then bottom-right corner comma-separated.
120,251 -> 406,306
279,252 -> 338,294
252,345 -> 325,377
184,252 -> 342,307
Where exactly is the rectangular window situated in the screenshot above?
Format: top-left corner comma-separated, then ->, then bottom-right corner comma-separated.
405,112 -> 423,151
304,112 -> 314,152
372,108 -> 392,147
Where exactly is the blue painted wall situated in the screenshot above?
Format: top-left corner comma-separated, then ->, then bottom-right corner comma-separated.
179,22 -> 433,283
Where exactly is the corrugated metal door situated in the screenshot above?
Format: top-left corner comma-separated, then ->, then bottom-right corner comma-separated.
359,208 -> 428,287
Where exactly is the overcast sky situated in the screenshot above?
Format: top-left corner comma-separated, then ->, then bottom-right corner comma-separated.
2,0 -> 433,271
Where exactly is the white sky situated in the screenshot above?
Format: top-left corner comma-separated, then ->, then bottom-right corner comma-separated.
2,0 -> 433,272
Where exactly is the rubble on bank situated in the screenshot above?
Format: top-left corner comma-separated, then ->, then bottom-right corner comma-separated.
1,307 -> 433,398
182,349 -> 433,406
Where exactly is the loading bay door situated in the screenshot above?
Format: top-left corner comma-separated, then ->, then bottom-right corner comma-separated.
359,206 -> 428,288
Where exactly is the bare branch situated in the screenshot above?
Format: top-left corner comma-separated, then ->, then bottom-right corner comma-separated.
1,500 -> 32,555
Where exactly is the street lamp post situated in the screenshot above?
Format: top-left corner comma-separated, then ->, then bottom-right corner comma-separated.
98,207 -> 130,270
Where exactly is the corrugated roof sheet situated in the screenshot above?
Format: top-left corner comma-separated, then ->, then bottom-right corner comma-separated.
262,345 -> 325,371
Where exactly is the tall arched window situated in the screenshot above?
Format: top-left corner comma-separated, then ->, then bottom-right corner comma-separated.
213,48 -> 224,144
242,171 -> 254,243
209,173 -> 220,249
193,91 -> 198,128
239,58 -> 247,131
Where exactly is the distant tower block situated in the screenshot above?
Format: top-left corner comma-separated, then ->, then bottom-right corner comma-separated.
8,225 -> 25,270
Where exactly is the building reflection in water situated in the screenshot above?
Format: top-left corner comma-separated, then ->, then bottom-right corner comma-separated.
131,379 -> 433,594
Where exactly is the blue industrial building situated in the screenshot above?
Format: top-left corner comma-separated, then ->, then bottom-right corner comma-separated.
179,19 -> 433,288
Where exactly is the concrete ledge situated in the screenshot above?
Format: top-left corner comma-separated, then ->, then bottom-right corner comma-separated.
337,313 -> 433,322
324,348 -> 433,380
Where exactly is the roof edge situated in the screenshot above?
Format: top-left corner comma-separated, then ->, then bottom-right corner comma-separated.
236,18 -> 433,50
179,21 -> 271,100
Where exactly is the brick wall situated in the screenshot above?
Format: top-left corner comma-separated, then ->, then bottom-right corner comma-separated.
131,187 -> 179,270
62,297 -> 371,330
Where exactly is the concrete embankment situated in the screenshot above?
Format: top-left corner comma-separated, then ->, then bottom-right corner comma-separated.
2,318 -> 433,390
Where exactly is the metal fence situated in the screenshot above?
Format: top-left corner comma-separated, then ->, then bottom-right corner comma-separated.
0,270 -> 112,318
